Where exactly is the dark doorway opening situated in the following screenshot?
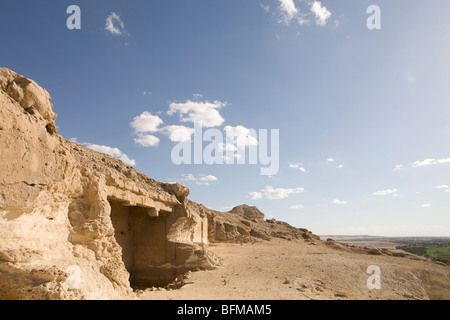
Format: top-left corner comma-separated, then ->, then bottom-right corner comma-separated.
109,200 -> 175,288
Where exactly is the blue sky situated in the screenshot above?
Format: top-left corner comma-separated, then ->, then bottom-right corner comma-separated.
2,0 -> 450,236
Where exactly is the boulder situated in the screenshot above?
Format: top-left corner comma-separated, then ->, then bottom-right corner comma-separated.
230,204 -> 265,221
164,183 -> 190,202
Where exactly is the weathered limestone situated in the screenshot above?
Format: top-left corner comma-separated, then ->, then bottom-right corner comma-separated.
207,204 -> 321,243
0,68 -> 215,300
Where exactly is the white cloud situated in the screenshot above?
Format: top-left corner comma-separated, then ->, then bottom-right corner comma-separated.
327,158 -> 335,162
290,204 -> 304,209
435,185 -> 449,189
216,126 -> 258,161
373,188 -> 398,196
134,134 -> 160,147
310,1 -> 331,26
160,125 -> 195,142
217,143 -> 238,153
332,199 -> 347,205
250,186 -> 304,200
289,163 -> 306,172
200,175 -> 218,182
421,204 -> 431,208
277,0 -> 310,25
224,125 -> 259,148
130,111 -> 163,133
105,12 -> 126,36
263,186 -> 304,200
250,192 -> 263,200
82,143 -> 136,166
143,91 -> 152,95
278,0 -> 298,24
412,158 -> 450,168
178,174 -> 218,186
336,164 -> 344,169
446,190 -> 450,193
412,159 -> 436,167
168,99 -> 226,128
395,157 -> 450,171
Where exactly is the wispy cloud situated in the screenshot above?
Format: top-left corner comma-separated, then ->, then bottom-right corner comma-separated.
105,12 -> 126,36
263,186 -> 304,200
332,199 -> 347,205
278,0 -> 299,24
395,157 -> 450,171
266,1 -> 334,27
373,188 -> 398,196
176,174 -> 218,186
289,163 -> 306,172
310,1 -> 331,26
412,157 -> 450,168
290,204 -> 304,209
435,185 -> 449,189
276,0 -> 310,25
250,186 -> 304,200
421,204 -> 431,208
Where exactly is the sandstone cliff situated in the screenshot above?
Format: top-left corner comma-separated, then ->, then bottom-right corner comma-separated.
0,68 -> 215,299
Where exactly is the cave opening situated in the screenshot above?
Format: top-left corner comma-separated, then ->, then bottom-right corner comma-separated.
109,200 -> 177,289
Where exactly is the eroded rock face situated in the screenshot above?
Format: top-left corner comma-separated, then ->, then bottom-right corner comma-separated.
0,68 -> 213,300
230,205 -> 265,221
164,183 -> 190,202
206,204 -> 321,243
0,68 -> 57,134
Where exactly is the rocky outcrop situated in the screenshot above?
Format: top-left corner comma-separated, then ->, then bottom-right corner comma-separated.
0,68 -> 214,300
207,204 -> 320,243
0,68 -> 57,135
163,183 -> 190,202
230,205 -> 265,221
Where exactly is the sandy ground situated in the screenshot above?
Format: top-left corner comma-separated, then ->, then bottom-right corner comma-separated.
139,239 -> 450,300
